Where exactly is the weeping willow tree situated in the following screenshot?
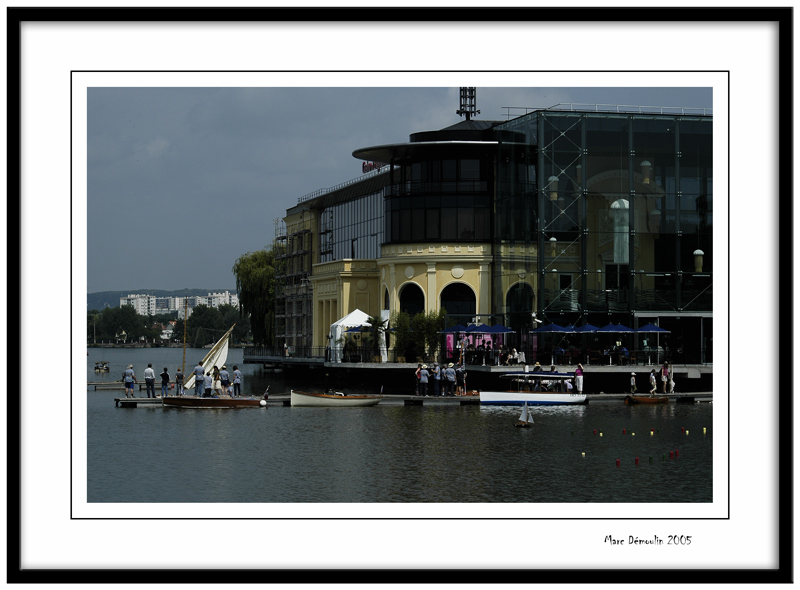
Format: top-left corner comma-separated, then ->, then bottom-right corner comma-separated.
232,247 -> 280,346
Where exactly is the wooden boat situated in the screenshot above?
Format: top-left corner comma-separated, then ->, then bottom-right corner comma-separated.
480,372 -> 587,406
514,402 -> 534,427
94,361 -> 110,372
162,395 -> 265,409
624,394 -> 669,405
290,390 -> 383,407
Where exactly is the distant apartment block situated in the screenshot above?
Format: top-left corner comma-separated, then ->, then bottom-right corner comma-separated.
120,291 -> 239,318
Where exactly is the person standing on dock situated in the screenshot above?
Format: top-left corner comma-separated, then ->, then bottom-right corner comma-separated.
160,367 -> 170,397
431,362 -> 441,396
232,366 -> 242,397
123,364 -> 136,398
455,363 -> 466,395
661,362 -> 670,394
418,365 -> 430,397
175,367 -> 184,396
630,372 -> 638,394
415,364 -> 422,396
193,361 -> 205,397
444,363 -> 456,396
143,363 -> 156,398
574,363 -> 584,395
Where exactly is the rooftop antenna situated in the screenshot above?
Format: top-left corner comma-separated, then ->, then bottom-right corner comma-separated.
456,87 -> 480,121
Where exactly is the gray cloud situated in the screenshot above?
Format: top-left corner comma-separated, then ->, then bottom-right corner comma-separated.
87,86 -> 711,292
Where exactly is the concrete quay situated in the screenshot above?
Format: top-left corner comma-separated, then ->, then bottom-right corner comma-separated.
113,392 -> 712,408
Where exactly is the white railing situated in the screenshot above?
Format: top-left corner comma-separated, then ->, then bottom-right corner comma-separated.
298,166 -> 390,204
502,104 -> 712,119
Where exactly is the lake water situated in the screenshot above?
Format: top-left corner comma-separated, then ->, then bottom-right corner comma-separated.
87,348 -> 713,503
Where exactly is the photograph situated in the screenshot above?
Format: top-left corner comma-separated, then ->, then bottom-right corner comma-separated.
9,5 -> 790,585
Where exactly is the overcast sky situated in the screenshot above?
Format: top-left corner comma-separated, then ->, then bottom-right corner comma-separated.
87,86 -> 712,294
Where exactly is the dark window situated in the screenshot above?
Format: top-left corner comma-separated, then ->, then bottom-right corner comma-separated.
426,209 -> 440,239
461,159 -> 480,180
442,208 -> 457,240
400,283 -> 425,315
458,208 -> 474,240
443,160 -> 457,180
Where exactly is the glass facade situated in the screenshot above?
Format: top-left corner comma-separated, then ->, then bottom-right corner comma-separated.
319,190 -> 384,262
495,110 -> 712,364
384,159 -> 493,243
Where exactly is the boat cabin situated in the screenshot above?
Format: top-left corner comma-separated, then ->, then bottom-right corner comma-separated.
500,372 -> 575,394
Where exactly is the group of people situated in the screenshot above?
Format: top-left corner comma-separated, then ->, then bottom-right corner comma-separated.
630,362 -> 674,395
414,362 -> 468,396
528,361 -> 584,393
191,363 -> 243,398
121,363 -> 243,398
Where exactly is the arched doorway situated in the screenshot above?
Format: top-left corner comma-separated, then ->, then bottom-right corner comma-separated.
440,282 -> 476,320
398,282 -> 425,316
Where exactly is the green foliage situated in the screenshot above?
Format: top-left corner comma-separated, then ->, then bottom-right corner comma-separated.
389,311 -> 415,361
409,309 -> 446,361
88,304 -> 247,346
232,247 -> 279,347
363,314 -> 388,358
186,304 -> 223,347
91,305 -> 148,342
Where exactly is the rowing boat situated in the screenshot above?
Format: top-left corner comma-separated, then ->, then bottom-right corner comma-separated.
290,390 -> 382,407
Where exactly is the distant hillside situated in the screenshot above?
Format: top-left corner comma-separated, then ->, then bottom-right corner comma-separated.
87,289 -> 234,310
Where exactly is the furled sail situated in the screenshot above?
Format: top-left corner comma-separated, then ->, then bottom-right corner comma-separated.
183,324 -> 235,390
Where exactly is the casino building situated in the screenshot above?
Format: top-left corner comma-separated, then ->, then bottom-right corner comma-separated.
274,90 -> 712,366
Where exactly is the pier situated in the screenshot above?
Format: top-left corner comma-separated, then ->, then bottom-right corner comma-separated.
111,392 -> 712,408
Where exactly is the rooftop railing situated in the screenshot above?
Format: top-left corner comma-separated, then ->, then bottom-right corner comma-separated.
502,103 -> 713,119
297,166 -> 390,204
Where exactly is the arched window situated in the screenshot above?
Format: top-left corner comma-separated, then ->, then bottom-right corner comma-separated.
399,283 -> 425,316
440,283 -> 476,317
383,287 -> 390,311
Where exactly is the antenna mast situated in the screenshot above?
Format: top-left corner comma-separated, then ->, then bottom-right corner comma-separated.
456,87 -> 480,121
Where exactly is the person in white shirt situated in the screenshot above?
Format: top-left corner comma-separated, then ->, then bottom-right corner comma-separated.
143,363 -> 156,398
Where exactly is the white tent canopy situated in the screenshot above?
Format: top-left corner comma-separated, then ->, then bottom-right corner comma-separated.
330,309 -> 371,363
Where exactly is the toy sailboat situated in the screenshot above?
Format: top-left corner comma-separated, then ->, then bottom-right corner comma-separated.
515,401 -> 534,428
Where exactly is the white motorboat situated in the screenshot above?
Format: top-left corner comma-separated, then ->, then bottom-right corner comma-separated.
480,372 -> 587,406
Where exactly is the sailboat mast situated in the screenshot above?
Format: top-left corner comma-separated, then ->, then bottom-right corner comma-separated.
182,298 -> 187,373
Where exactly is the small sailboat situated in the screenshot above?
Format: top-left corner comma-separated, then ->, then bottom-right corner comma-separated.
515,402 -> 534,427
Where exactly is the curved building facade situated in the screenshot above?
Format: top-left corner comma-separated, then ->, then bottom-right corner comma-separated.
275,104 -> 712,365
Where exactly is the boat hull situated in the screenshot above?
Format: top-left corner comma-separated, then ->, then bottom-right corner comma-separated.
162,396 -> 263,408
480,391 -> 587,406
290,390 -> 382,407
624,395 -> 669,405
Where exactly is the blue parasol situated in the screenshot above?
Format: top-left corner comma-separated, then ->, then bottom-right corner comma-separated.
530,323 -> 570,333
636,322 -> 670,333
438,324 -> 468,334
597,323 -> 634,332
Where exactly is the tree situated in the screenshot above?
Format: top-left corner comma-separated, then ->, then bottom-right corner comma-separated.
218,303 -> 249,343
232,247 -> 280,347
186,304 -> 223,348
94,305 -> 147,342
390,311 -> 414,362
